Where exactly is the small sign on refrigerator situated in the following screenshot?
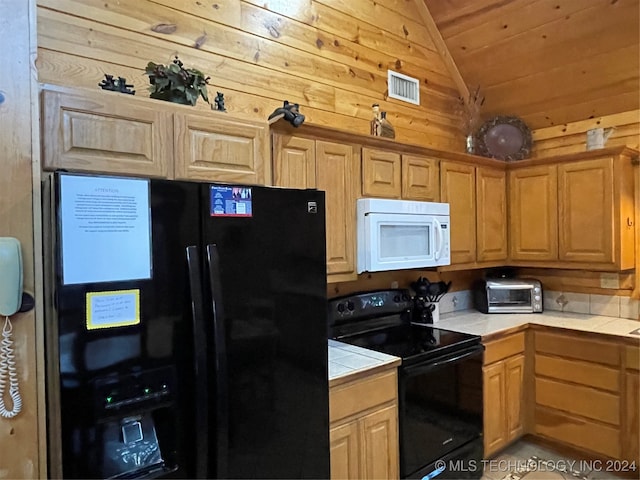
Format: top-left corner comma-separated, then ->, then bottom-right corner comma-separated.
86,290 -> 140,330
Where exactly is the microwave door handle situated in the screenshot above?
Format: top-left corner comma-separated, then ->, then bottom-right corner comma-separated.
433,219 -> 444,260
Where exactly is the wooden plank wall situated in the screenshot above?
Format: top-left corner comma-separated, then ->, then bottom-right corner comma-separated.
0,1 -> 42,478
531,110 -> 640,158
36,0 -> 467,151
328,269 -> 484,298
518,268 -> 636,298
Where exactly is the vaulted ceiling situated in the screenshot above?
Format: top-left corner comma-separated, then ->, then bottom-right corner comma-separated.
423,0 -> 640,130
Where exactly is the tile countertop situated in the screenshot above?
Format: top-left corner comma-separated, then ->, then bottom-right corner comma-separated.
437,309 -> 640,341
327,310 -> 639,384
328,339 -> 401,386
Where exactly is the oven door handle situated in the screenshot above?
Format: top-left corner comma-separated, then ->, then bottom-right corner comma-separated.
401,344 -> 484,377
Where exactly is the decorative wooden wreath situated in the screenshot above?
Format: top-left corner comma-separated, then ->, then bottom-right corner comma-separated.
474,115 -> 532,161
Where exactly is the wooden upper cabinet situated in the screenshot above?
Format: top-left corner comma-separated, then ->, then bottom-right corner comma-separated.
272,134 -> 316,189
361,148 -> 401,198
509,165 -> 558,261
476,167 -> 507,262
174,112 -> 269,184
440,162 -> 476,264
42,87 -> 172,177
558,158 -> 614,263
272,134 -> 359,283
316,141 -> 359,280
509,151 -> 635,270
401,155 -> 439,201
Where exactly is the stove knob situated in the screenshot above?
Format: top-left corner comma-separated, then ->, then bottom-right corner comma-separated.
402,294 -> 409,301
337,303 -> 345,313
394,295 -> 400,302
347,301 -> 355,311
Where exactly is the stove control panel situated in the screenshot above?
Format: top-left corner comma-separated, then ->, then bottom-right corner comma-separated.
328,289 -> 412,323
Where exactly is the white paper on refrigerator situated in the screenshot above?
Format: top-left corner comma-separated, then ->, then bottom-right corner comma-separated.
60,174 -> 152,285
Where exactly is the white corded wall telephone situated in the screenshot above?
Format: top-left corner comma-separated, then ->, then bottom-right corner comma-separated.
0,237 -> 23,418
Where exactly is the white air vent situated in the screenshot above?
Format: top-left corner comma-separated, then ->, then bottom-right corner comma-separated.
387,70 -> 420,105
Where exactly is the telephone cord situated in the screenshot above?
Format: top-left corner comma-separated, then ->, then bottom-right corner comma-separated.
0,316 -> 22,418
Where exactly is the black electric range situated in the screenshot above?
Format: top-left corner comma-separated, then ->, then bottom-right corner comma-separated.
328,289 -> 481,363
329,289 -> 484,479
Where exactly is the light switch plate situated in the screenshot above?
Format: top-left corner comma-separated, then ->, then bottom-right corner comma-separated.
600,273 -> 620,289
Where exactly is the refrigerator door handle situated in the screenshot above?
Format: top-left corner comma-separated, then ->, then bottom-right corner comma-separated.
186,246 -> 209,479
206,243 -> 229,479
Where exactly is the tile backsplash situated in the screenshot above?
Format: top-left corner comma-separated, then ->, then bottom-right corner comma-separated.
434,289 -> 639,320
544,290 -> 639,320
439,290 -> 473,314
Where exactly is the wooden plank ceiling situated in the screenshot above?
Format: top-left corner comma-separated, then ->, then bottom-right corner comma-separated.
423,0 -> 640,130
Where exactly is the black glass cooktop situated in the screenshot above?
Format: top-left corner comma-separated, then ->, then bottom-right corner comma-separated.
328,289 -> 482,366
335,323 -> 481,365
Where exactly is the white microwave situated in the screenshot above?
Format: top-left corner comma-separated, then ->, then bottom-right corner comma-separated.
356,198 -> 451,273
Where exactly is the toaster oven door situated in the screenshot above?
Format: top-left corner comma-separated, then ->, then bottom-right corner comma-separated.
487,286 -> 534,313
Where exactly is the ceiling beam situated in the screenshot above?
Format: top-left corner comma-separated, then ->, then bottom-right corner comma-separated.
413,0 -> 470,103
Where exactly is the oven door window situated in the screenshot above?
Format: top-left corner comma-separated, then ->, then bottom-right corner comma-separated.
489,288 -> 531,307
400,348 -> 483,478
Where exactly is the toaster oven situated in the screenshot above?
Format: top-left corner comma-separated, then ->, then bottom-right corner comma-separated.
473,278 -> 543,313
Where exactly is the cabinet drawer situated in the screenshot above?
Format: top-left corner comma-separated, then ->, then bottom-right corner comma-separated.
330,370 -> 397,423
535,407 -> 620,459
536,377 -> 619,425
535,331 -> 620,366
484,332 -> 525,365
626,345 -> 640,371
535,354 -> 620,392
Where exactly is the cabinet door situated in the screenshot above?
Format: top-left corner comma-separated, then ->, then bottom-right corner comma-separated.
330,421 -> 361,480
440,162 -> 476,264
316,141 -> 359,281
476,167 -> 507,262
401,155 -> 439,201
42,88 -> 172,178
272,134 -> 316,188
623,371 -> 639,464
360,405 -> 399,480
558,158 -> 614,263
174,112 -> 269,184
361,148 -> 401,198
483,362 -> 507,457
505,354 -> 525,441
509,165 -> 558,261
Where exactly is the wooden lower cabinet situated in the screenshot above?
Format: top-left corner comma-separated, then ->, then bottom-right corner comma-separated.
483,333 -> 526,457
623,346 -> 639,464
330,422 -> 360,479
329,370 -> 399,480
533,329 -> 625,459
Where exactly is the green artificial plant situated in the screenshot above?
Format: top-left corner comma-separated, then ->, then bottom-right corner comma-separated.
144,56 -> 210,106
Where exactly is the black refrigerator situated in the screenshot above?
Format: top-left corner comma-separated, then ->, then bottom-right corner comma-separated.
43,171 -> 330,479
